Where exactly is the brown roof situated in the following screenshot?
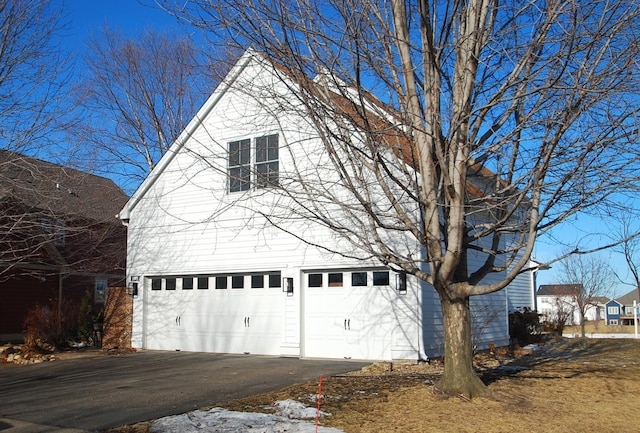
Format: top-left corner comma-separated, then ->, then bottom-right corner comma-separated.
616,289 -> 640,306
537,284 -> 583,296
0,151 -> 128,223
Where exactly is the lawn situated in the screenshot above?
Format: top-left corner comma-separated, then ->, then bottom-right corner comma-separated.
110,337 -> 640,433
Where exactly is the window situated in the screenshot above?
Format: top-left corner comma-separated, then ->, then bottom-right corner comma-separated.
608,306 -> 619,315
232,275 -> 244,289
182,277 -> 193,290
228,134 -> 279,192
373,271 -> 390,286
151,278 -> 161,291
95,278 -> 107,303
308,273 -> 323,287
610,319 -> 619,325
269,272 -> 281,288
197,277 -> 209,290
228,139 -> 250,192
352,272 -> 367,286
328,273 -> 343,287
251,275 -> 264,288
255,134 -> 279,188
215,276 -> 228,289
166,278 -> 176,290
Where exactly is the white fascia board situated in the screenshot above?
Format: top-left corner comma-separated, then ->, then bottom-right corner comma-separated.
117,50 -> 258,221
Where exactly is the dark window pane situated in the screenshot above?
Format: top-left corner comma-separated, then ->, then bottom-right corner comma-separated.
166,278 -> 176,290
151,278 -> 161,290
308,273 -> 323,287
251,275 -> 264,288
182,277 -> 193,290
328,273 -> 343,287
373,271 -> 390,286
198,277 -> 209,290
215,276 -> 227,289
228,139 -> 251,192
232,275 -> 244,289
269,272 -> 281,288
352,272 -> 367,286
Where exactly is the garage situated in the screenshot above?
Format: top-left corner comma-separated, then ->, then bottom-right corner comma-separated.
303,269 -> 397,360
143,272 -> 285,355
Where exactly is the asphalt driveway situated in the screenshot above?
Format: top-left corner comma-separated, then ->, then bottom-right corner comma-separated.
0,350 -> 368,432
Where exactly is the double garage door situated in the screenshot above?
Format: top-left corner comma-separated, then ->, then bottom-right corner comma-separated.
143,273 -> 284,355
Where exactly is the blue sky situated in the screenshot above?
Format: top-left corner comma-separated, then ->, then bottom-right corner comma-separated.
65,1 -> 184,47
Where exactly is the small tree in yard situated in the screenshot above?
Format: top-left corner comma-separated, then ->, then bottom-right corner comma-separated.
157,0 -> 640,397
559,256 -> 614,337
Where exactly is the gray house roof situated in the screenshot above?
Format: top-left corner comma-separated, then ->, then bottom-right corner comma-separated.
616,289 -> 640,307
537,284 -> 583,296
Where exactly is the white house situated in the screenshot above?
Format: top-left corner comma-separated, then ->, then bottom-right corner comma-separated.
118,50 -> 534,361
536,284 -> 604,325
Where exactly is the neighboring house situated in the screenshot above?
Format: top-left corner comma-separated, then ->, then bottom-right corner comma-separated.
0,151 -> 128,342
605,299 -> 624,325
537,284 -> 598,326
118,50 -> 534,361
608,290 -> 640,325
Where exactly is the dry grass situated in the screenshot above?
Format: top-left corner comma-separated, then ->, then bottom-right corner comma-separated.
107,337 -> 640,433
564,320 -> 637,334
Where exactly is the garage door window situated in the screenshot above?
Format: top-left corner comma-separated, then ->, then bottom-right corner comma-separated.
269,272 -> 281,288
351,272 -> 367,286
232,275 -> 244,289
251,275 -> 264,288
328,273 -> 343,287
373,271 -> 390,286
198,277 -> 209,290
216,276 -> 228,289
151,278 -> 161,290
182,277 -> 193,290
166,278 -> 176,290
308,273 -> 323,287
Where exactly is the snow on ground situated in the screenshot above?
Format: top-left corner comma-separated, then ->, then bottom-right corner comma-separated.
149,400 -> 345,433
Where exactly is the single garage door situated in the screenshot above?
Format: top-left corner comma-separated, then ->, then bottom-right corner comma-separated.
144,272 -> 284,355
303,269 -> 395,360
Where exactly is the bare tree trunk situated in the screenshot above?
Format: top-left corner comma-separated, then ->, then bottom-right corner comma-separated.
437,294 -> 487,398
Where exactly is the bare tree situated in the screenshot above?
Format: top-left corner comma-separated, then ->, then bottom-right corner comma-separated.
73,27 -> 231,192
559,256 -> 614,336
157,0 -> 640,397
0,0 -> 70,156
613,215 -> 640,298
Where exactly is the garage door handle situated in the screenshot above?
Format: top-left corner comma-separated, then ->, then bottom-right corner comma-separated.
244,317 -> 250,327
344,319 -> 350,330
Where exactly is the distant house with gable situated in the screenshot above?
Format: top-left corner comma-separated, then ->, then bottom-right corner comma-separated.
536,284 -> 604,326
606,289 -> 640,326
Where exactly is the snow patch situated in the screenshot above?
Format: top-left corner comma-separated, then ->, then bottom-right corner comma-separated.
149,400 -> 343,433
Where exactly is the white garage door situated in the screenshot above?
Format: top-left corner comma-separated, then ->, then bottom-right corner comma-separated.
303,269 -> 395,360
144,273 -> 284,355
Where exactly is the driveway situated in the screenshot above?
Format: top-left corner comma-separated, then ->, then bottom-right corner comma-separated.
0,351 -> 368,432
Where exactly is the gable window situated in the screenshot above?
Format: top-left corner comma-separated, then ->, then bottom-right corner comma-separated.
255,134 -> 279,188
228,139 -> 251,192
228,134 -> 279,192
608,306 -> 619,315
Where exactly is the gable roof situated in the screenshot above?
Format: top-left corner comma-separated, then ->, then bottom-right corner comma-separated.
616,289 -> 639,306
537,284 -> 583,296
0,150 -> 128,223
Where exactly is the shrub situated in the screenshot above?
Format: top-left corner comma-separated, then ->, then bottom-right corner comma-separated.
509,308 -> 543,346
23,298 -> 79,352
